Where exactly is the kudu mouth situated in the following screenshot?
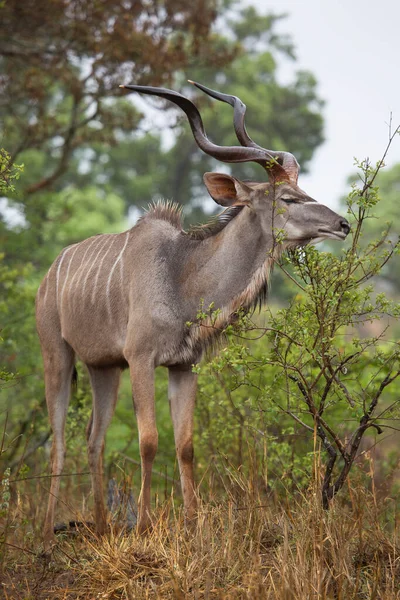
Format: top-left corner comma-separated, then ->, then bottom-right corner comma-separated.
318,219 -> 351,240
288,224 -> 350,246
317,229 -> 348,241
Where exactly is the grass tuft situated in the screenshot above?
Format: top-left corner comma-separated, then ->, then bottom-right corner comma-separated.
1,472 -> 400,599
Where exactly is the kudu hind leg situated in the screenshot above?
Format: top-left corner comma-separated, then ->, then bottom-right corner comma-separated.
86,366 -> 121,535
43,343 -> 75,550
168,366 -> 198,522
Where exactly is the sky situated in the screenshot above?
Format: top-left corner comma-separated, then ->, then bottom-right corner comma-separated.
248,0 -> 400,208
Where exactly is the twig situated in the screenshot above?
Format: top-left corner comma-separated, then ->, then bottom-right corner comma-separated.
3,541 -> 37,557
8,430 -> 51,472
118,453 -> 177,484
10,470 -> 91,483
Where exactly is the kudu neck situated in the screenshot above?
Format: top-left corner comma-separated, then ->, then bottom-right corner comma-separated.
182,206 -> 275,311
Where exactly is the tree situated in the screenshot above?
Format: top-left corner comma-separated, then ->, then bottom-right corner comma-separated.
0,0 -> 237,194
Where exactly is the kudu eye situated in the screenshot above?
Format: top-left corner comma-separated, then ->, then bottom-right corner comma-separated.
281,197 -> 297,204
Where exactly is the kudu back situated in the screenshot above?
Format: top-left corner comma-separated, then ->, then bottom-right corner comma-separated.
36,82 -> 350,548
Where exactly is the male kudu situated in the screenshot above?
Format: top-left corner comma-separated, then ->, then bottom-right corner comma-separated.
36,82 -> 350,549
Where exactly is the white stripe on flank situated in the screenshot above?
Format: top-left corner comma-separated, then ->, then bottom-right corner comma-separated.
42,263 -> 53,305
55,246 -> 74,309
69,236 -> 100,294
91,236 -> 116,304
70,236 -> 103,312
42,275 -> 49,305
81,236 -> 109,298
60,244 -> 80,312
106,231 -> 129,318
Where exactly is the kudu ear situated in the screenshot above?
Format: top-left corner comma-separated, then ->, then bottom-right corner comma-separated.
203,173 -> 253,207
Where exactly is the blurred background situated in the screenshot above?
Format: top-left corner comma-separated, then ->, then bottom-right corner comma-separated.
0,0 -> 399,515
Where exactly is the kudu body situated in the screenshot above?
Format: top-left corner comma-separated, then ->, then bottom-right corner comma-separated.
36,83 -> 350,549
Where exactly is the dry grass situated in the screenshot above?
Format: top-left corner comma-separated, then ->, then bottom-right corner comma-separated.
1,470 -> 400,600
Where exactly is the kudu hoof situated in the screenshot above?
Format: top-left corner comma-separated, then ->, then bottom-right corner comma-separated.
53,520 -> 95,536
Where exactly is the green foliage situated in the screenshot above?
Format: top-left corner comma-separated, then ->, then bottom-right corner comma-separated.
1,0 -> 236,195
0,151 -> 26,390
0,253 -> 31,389
342,160 -> 400,294
195,152 -> 400,505
0,149 -> 23,196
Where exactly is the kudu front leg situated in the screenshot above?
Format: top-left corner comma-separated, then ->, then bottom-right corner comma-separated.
128,359 -> 158,534
168,366 -> 198,524
87,366 -> 121,536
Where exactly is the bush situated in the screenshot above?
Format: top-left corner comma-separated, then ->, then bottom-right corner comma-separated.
195,146 -> 400,508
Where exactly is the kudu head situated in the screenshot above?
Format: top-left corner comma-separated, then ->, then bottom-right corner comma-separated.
120,81 -> 350,246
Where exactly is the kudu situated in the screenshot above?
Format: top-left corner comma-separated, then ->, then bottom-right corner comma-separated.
36,81 -> 350,549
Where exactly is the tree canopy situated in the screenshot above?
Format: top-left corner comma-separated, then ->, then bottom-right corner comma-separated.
0,0 -> 237,194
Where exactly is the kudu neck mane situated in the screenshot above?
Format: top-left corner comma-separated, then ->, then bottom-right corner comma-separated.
143,200 -> 244,240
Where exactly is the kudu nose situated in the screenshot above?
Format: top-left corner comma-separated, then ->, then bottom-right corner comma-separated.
340,219 -> 350,236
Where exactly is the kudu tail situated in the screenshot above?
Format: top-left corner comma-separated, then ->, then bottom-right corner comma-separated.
71,366 -> 78,394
